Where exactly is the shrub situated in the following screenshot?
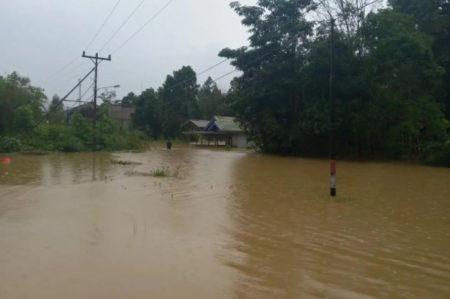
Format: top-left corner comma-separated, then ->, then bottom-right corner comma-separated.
0,136 -> 23,153
424,139 -> 450,167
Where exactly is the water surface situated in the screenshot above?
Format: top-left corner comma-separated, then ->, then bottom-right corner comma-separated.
1,148 -> 449,298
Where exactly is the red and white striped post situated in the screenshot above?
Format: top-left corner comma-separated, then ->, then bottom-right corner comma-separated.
329,18 -> 337,197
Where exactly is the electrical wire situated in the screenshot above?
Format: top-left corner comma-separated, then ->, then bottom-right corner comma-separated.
35,67 -> 95,126
85,0 -> 122,51
42,0 -> 122,83
110,0 -> 174,54
98,0 -> 146,52
68,80 -> 95,108
41,56 -> 80,83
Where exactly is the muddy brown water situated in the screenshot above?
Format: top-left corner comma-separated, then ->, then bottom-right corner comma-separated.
0,147 -> 449,298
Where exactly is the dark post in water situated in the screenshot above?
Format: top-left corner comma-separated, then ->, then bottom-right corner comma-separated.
329,19 -> 336,197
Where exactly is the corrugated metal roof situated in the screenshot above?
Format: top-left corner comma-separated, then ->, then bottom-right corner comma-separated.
213,116 -> 242,132
190,120 -> 209,128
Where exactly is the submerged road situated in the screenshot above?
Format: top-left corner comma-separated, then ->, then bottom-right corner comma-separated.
1,147 -> 450,298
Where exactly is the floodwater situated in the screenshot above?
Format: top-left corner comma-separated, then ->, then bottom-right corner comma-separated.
0,147 -> 449,299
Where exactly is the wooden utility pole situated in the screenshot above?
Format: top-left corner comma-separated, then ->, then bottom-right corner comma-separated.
82,51 -> 111,149
329,19 -> 337,197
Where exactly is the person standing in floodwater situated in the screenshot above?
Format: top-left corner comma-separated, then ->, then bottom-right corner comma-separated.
166,141 -> 172,150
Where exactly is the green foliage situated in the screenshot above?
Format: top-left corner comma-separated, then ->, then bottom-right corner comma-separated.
219,1 -> 449,166
159,66 -> 200,137
133,88 -> 162,139
424,139 -> 450,167
29,124 -> 84,152
120,92 -> 138,107
151,167 -> 170,177
389,0 -> 450,119
14,105 -> 35,133
0,72 -> 46,135
48,95 -> 65,125
198,77 -> 226,119
0,136 -> 23,153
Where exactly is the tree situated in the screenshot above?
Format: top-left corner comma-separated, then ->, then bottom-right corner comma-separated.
98,90 -> 117,104
197,77 -> 224,119
389,0 -> 450,119
158,66 -> 199,137
0,72 -> 46,135
133,88 -> 162,139
358,9 -> 447,157
219,0 -> 315,154
48,95 -> 65,124
120,92 -> 138,107
316,0 -> 383,37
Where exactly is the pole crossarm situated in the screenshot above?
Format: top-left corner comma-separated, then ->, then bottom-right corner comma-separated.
82,51 -> 111,61
82,51 -> 112,150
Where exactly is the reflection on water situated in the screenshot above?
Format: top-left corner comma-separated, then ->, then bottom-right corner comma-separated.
0,148 -> 449,298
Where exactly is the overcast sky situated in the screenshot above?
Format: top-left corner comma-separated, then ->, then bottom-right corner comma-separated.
0,0 -> 257,104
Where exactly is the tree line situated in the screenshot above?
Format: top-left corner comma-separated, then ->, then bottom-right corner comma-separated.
212,0 -> 449,165
1,0 -> 449,166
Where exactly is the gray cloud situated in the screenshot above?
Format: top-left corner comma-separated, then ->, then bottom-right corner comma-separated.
0,0 -> 256,104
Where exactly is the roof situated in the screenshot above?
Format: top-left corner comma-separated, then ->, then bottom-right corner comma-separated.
206,116 -> 242,132
189,119 -> 209,128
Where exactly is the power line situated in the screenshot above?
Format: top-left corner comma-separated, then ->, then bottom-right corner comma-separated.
211,69 -> 238,83
85,0 -> 122,51
166,58 -> 230,92
164,19 -> 308,92
111,0 -> 174,54
98,0 -> 146,52
41,56 -> 80,83
36,67 -> 96,127
43,1 -> 121,84
69,80 -> 95,108
166,44 -> 280,92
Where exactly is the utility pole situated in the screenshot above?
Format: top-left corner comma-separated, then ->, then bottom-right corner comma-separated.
82,51 -> 111,149
78,79 -> 82,101
329,19 -> 337,197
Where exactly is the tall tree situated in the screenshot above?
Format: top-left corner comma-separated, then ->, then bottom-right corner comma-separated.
158,66 -> 199,137
197,77 -> 224,119
219,0 -> 315,154
48,95 -> 65,125
359,9 -> 446,157
120,92 -> 138,107
133,88 -> 162,139
0,72 -> 46,134
389,0 -> 450,118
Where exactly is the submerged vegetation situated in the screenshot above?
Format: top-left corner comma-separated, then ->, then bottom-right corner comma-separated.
124,167 -> 172,178
1,1 -> 449,166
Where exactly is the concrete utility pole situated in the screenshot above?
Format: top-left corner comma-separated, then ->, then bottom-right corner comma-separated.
82,52 -> 111,150
82,52 -> 111,130
329,19 -> 337,197
78,79 -> 82,101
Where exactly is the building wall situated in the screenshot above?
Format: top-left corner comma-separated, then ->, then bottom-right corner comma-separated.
108,105 -> 135,127
232,134 -> 248,148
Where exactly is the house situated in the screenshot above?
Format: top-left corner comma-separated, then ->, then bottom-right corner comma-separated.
184,116 -> 251,148
181,119 -> 209,132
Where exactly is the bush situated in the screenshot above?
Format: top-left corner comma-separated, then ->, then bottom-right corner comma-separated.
0,136 -> 23,153
424,140 -> 450,167
28,125 -> 84,152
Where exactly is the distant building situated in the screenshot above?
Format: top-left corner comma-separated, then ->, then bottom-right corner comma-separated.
107,104 -> 135,127
67,103 -> 135,127
183,116 -> 251,148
